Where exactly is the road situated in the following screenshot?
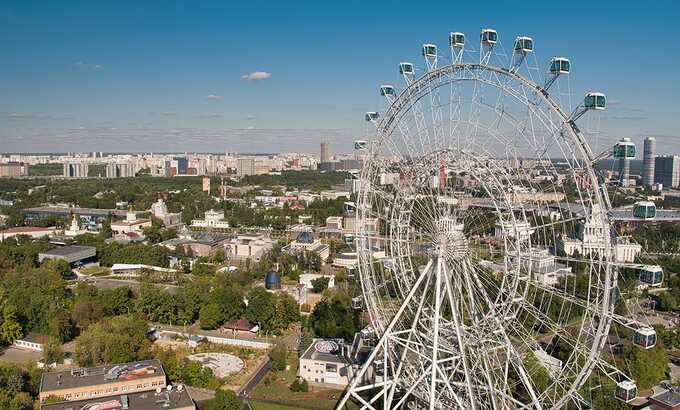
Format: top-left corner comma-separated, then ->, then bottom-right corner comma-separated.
239,357 -> 272,409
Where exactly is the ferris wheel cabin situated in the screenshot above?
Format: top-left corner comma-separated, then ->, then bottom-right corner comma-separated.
639,265 -> 663,287
584,92 -> 606,110
449,32 -> 465,48
399,62 -> 414,75
364,112 -> 379,122
480,29 -> 498,45
616,381 -> 638,403
513,36 -> 534,53
354,140 -> 368,150
633,327 -> 657,349
422,44 -> 437,59
550,57 -> 571,75
633,201 -> 656,219
379,85 -> 396,97
613,138 -> 636,159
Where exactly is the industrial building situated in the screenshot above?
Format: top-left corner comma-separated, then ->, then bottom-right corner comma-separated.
38,245 -> 97,266
39,359 -> 167,401
42,386 -> 195,410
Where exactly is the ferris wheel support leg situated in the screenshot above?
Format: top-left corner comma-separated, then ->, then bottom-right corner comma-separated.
336,259 -> 435,410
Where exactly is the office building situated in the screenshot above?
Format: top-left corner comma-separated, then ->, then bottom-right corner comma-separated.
320,141 -> 330,163
642,137 -> 656,186
39,359 -> 166,401
190,209 -> 230,229
655,155 -> 680,189
63,162 -> 89,178
0,162 -> 28,177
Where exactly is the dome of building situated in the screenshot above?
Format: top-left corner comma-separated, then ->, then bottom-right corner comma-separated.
265,270 -> 281,289
296,230 -> 315,244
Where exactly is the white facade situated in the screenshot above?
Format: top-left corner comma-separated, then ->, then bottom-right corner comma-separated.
557,205 -> 641,263
111,211 -> 152,234
191,209 -> 230,229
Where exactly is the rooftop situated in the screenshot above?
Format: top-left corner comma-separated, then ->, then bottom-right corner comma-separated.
651,389 -> 680,406
41,359 -> 165,393
39,245 -> 96,257
41,385 -> 194,410
300,338 -> 351,365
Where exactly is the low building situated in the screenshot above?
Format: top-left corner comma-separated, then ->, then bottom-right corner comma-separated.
282,230 -> 330,261
39,359 -> 166,401
110,263 -> 176,278
111,211 -> 152,235
226,233 -> 274,262
150,198 -> 183,229
190,209 -> 230,229
649,388 -> 680,410
0,226 -> 59,241
41,385 -> 195,410
38,245 -> 97,266
13,332 -> 46,352
221,319 -> 257,335
299,339 -> 356,387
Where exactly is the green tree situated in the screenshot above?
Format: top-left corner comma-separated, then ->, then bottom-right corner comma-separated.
74,316 -> 151,366
311,276 -> 330,293
42,337 -> 64,365
199,303 -> 223,330
270,342 -> 288,372
627,345 -> 668,389
245,287 -> 276,333
205,389 -> 241,410
0,305 -> 23,345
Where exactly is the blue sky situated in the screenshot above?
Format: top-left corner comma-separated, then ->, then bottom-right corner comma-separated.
0,0 -> 678,154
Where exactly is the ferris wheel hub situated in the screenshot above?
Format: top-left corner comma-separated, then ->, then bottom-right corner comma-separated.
433,217 -> 468,259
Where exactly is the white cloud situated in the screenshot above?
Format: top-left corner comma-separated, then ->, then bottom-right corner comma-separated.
246,114 -> 256,120
199,113 -> 222,119
94,64 -> 103,69
206,94 -> 223,101
241,71 -> 272,81
160,112 -> 178,117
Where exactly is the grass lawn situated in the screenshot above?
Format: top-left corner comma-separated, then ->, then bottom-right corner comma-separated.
251,401 -> 305,410
250,352 -> 345,410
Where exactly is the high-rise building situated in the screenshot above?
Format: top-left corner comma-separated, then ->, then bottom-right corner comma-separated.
0,162 -> 28,177
63,162 -> 88,178
237,158 -> 256,177
174,157 -> 189,175
202,176 -> 210,195
106,162 -> 136,178
655,155 -> 680,189
642,137 -> 656,186
616,137 -> 634,187
320,141 -> 330,163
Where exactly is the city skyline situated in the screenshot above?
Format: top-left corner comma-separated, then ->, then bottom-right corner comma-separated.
1,1 -> 679,154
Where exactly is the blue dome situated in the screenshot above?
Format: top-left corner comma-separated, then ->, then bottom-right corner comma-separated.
296,230 -> 315,244
265,270 -> 281,289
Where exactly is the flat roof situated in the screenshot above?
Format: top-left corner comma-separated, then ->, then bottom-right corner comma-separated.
652,389 -> 680,406
300,339 -> 351,365
39,245 -> 96,257
41,386 -> 194,410
41,359 -> 165,392
22,206 -> 144,218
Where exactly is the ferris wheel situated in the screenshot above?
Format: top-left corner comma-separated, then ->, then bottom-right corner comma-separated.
337,29 -> 655,409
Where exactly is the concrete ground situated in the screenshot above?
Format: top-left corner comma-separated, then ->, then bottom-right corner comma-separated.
0,346 -> 41,365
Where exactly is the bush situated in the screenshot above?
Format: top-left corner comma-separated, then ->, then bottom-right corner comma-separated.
270,342 -> 288,371
290,378 -> 309,392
